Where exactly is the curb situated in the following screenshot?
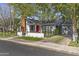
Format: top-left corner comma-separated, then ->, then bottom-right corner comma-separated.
1,39 -> 79,56
0,36 -> 17,40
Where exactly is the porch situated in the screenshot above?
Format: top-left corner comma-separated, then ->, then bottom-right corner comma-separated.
17,32 -> 44,38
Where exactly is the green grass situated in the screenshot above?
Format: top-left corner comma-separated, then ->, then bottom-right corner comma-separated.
17,36 -> 43,41
44,35 -> 64,43
50,35 -> 64,43
69,40 -> 79,47
0,32 -> 16,38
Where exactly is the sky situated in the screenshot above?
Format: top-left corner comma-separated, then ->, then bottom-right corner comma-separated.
0,3 -> 62,20
0,3 -> 11,19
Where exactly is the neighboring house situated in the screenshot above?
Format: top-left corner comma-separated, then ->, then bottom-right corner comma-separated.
17,16 -> 73,38
62,20 -> 73,37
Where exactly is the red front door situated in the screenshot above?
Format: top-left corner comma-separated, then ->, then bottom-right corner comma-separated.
36,25 -> 40,32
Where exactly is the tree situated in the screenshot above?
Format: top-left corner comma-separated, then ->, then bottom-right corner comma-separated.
55,4 -> 78,41
35,4 -> 57,36
11,3 -> 35,35
36,3 -> 56,21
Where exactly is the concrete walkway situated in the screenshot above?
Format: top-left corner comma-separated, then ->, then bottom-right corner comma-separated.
0,37 -> 79,55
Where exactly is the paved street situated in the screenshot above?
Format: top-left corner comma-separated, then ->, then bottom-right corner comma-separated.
0,40 -> 76,56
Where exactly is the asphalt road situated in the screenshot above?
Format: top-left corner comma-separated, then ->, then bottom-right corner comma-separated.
0,40 -> 76,56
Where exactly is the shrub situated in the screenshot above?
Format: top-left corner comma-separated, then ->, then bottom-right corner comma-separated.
54,26 -> 61,35
69,40 -> 79,47
17,36 -> 43,41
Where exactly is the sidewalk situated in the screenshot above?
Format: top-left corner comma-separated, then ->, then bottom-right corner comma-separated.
0,37 -> 79,55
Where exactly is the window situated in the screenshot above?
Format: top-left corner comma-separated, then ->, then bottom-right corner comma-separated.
30,25 -> 35,32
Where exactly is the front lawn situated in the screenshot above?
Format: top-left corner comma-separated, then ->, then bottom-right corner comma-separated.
43,35 -> 64,43
50,35 -> 64,43
0,32 -> 16,38
16,35 -> 64,42
17,36 -> 43,41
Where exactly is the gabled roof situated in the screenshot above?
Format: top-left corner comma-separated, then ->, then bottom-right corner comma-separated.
26,16 -> 72,26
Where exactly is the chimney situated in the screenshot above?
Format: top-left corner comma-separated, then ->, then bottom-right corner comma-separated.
21,16 -> 26,35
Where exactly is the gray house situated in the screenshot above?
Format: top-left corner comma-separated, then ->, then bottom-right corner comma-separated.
17,15 -> 73,38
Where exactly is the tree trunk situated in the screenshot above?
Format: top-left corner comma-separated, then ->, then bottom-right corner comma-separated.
72,4 -> 78,41
72,17 -> 78,41
21,16 -> 26,35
